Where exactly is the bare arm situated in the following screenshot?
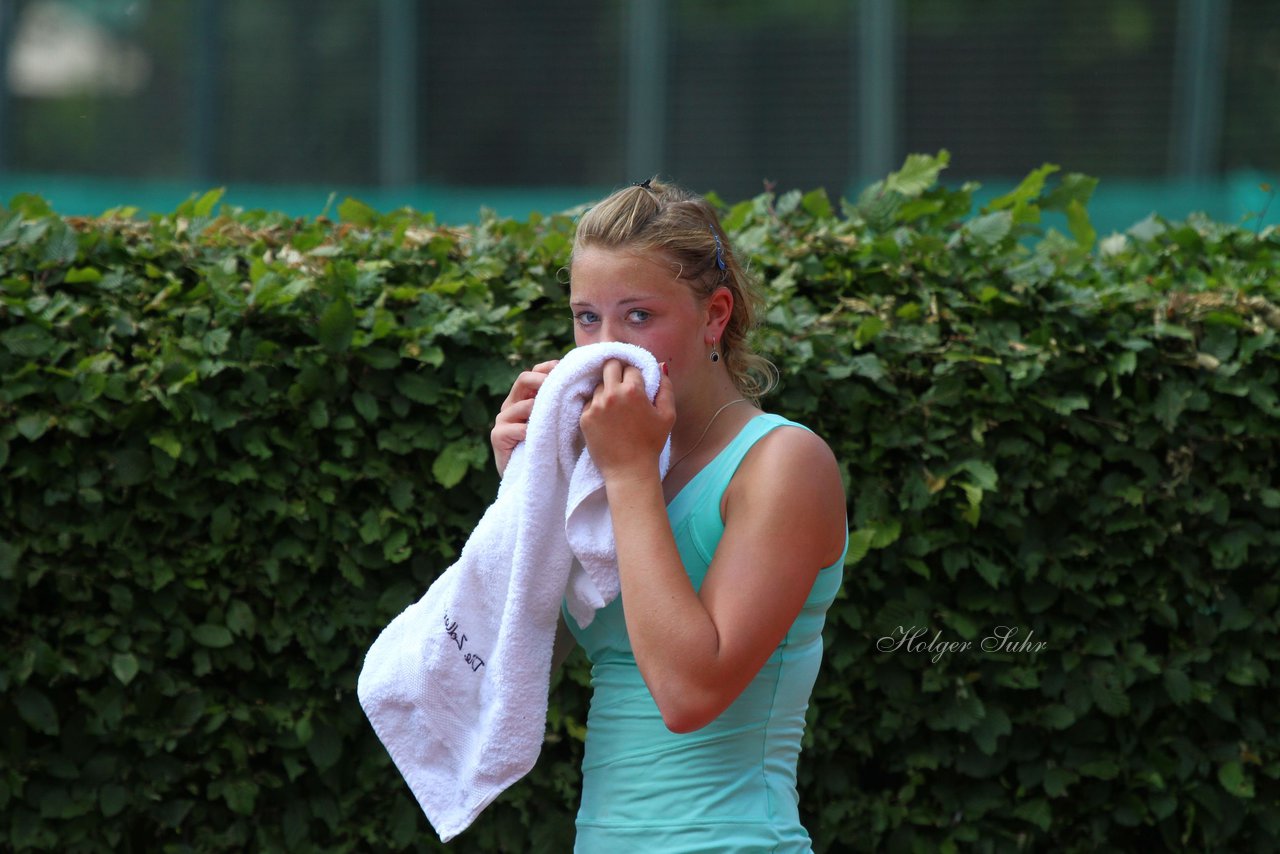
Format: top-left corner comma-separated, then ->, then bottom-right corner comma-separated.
581,363 -> 846,733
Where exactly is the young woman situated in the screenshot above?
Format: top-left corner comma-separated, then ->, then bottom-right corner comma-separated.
490,179 -> 848,852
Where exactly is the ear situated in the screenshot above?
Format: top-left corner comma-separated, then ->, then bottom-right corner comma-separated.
703,286 -> 734,342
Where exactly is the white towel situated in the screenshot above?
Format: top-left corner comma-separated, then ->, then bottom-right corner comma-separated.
357,341 -> 669,842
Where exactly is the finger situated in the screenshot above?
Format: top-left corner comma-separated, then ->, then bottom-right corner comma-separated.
600,359 -> 625,386
653,373 -> 677,423
620,362 -> 646,389
653,371 -> 675,407
496,396 -> 535,425
531,359 -> 560,374
502,369 -> 551,407
490,422 -> 528,475
492,422 -> 528,450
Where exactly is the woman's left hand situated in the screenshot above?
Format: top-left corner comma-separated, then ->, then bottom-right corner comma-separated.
580,359 -> 675,481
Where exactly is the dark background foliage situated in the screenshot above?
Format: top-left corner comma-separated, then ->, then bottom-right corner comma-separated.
2,156 -> 1278,851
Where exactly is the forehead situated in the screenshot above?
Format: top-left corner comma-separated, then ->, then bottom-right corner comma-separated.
569,246 -> 686,302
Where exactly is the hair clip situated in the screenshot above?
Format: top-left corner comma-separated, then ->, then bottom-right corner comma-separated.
710,226 -> 726,270
634,178 -> 653,190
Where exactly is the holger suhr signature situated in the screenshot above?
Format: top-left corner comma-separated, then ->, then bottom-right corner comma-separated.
877,625 -> 1046,663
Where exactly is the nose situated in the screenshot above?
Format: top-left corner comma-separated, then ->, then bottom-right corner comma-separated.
598,320 -> 635,346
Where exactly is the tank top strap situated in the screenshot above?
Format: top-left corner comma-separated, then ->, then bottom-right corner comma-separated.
667,413 -> 805,522
704,412 -> 803,482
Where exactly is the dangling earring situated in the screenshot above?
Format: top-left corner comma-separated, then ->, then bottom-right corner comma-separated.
709,338 -> 720,363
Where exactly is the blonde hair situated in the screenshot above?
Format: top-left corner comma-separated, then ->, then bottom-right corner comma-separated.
571,179 -> 777,400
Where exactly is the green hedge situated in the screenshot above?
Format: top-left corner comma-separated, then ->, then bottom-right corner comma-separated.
2,154 -> 1278,852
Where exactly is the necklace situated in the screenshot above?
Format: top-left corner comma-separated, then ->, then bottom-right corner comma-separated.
669,398 -> 747,470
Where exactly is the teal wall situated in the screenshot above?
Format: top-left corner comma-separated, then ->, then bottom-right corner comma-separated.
4,171 -> 1274,236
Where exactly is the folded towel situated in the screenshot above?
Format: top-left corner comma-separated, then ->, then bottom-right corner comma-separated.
357,341 -> 669,842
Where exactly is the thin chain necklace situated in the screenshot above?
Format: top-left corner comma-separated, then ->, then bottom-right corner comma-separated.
670,398 -> 747,470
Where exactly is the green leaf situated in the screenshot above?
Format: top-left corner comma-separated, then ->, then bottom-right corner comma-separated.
904,558 -> 930,580
210,504 -> 236,542
897,198 -> 945,222
338,197 -> 378,226
42,221 -> 79,264
191,624 -> 234,648
1153,381 -> 1191,430
318,298 -> 355,354
352,390 -> 380,423
16,686 -> 60,735
884,150 -> 950,197
972,707 -> 1011,754
1041,173 -> 1099,212
1078,759 -> 1121,779
845,529 -> 875,566
964,211 -> 1012,247
955,460 -> 998,491
1162,667 -> 1192,704
388,479 -> 414,512
308,399 -> 330,429
1090,673 -> 1130,717
1012,798 -> 1052,831
1041,704 -> 1076,730
396,372 -> 441,405
775,189 -> 803,217
1149,793 -> 1177,821
221,779 -> 260,815
847,354 -> 887,383
357,346 -> 401,370
1044,766 -> 1076,797
16,413 -> 53,441
973,554 -> 1003,588
869,518 -> 902,549
8,192 -> 54,217
1066,199 -> 1096,250
801,188 -> 833,218
1037,393 -> 1090,416
149,431 -> 183,460
111,653 -> 139,686
959,482 -> 983,526
202,327 -> 232,356
1,323 -> 56,357
1218,761 -> 1255,799
193,187 -> 226,218
987,162 -> 1059,223
294,714 -> 314,745
306,723 -> 342,770
854,316 -> 884,348
99,784 -> 129,818
382,527 -> 411,563
1111,350 -> 1137,377
227,600 -> 256,637
432,439 -> 474,488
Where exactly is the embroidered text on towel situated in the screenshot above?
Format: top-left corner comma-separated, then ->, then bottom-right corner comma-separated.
444,612 -> 486,672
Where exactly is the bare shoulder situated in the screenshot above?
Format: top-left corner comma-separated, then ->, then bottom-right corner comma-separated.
724,421 -> 847,564
737,422 -> 843,498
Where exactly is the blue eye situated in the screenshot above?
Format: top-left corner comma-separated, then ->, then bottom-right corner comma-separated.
574,311 -> 599,326
627,309 -> 651,323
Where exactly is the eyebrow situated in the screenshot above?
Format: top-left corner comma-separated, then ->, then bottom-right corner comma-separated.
569,296 -> 657,308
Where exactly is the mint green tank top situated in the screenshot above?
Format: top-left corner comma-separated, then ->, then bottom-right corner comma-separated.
563,413 -> 847,853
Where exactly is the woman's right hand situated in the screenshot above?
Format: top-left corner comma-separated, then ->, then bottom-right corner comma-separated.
490,360 -> 559,476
